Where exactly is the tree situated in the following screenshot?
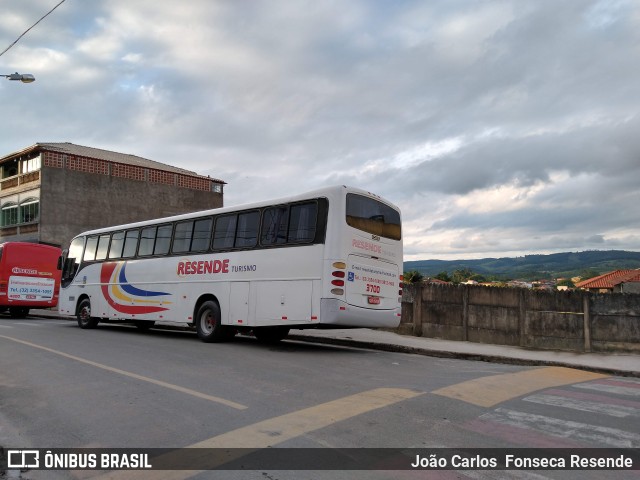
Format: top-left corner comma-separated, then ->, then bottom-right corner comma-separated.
403,270 -> 424,284
435,271 -> 451,282
452,268 -> 474,284
557,278 -> 575,288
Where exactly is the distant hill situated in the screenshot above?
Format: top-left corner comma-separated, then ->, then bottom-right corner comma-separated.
404,250 -> 640,281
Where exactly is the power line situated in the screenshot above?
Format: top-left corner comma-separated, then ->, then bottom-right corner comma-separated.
0,0 -> 68,58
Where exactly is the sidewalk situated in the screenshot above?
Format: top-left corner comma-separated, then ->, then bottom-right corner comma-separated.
288,328 -> 640,377
32,309 -> 640,377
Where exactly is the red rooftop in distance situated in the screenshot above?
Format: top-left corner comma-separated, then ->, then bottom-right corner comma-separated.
575,269 -> 640,293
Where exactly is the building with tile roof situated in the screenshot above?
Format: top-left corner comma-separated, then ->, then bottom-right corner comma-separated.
575,269 -> 640,293
0,142 -> 225,248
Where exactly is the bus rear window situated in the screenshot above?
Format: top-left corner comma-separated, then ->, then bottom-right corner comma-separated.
346,194 -> 401,240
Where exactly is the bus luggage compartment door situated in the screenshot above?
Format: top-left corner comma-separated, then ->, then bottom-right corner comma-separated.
345,255 -> 398,310
253,280 -> 313,326
229,282 -> 249,326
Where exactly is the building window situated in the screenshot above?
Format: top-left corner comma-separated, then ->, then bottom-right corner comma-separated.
21,156 -> 41,174
1,203 -> 18,226
2,160 -> 18,179
20,198 -> 39,223
212,184 -> 223,193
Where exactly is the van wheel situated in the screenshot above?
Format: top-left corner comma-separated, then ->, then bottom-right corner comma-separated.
9,307 -> 29,318
254,326 -> 290,343
77,298 -> 99,329
195,300 -> 232,343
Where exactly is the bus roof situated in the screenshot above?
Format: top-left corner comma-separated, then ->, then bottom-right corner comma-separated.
71,185 -> 400,239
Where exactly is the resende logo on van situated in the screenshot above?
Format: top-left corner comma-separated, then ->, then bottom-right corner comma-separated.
12,267 -> 38,275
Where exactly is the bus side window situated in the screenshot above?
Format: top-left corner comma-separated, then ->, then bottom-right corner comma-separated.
95,234 -> 110,261
138,227 -> 156,256
173,221 -> 193,253
235,211 -> 259,248
109,231 -> 125,259
83,236 -> 99,261
154,224 -> 172,255
191,217 -> 213,252
213,215 -> 237,250
122,230 -> 139,258
261,206 -> 289,245
288,202 -> 317,243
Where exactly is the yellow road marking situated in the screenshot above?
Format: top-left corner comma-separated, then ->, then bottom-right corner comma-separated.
97,387 -> 422,479
0,334 -> 247,410
432,366 -> 608,407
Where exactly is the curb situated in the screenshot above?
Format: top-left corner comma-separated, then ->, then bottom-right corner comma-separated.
287,334 -> 639,378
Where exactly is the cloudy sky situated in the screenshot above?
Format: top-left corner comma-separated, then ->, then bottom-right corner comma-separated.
1,0 -> 639,260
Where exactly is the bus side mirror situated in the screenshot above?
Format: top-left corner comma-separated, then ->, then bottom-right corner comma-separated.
57,249 -> 68,270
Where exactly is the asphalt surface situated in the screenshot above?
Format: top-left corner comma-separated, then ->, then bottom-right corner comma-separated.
31,308 -> 640,378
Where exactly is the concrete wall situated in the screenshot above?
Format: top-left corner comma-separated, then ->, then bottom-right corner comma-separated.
400,283 -> 640,353
39,166 -> 223,248
622,282 -> 640,294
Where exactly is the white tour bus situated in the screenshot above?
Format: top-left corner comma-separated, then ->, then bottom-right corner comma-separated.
58,185 -> 402,343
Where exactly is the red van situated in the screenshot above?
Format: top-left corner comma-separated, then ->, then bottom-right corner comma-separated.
0,242 -> 62,318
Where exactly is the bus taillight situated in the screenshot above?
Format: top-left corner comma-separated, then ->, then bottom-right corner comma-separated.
331,262 -> 346,295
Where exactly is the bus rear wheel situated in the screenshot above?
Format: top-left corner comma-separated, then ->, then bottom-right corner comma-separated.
254,326 -> 290,343
77,298 -> 99,329
195,300 -> 233,343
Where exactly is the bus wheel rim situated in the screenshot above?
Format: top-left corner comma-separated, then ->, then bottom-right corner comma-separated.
202,312 -> 213,334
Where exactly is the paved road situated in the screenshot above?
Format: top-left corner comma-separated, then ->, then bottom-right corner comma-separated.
1,315 -> 639,480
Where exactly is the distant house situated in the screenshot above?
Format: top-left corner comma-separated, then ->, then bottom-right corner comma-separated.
575,269 -> 640,293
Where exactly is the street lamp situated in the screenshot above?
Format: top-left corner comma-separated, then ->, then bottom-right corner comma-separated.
1,72 -> 35,83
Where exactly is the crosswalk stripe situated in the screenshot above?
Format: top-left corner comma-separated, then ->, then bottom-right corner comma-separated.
481,407 -> 640,448
523,393 -> 640,418
464,469 -> 552,480
573,383 -> 640,397
611,377 -> 640,385
542,387 -> 640,409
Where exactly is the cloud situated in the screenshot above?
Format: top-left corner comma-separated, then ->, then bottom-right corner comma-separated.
1,0 -> 639,260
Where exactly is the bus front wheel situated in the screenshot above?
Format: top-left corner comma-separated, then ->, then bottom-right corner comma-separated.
77,298 -> 99,329
195,300 -> 232,343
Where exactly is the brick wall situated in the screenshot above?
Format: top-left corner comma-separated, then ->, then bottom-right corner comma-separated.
42,151 -> 215,192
